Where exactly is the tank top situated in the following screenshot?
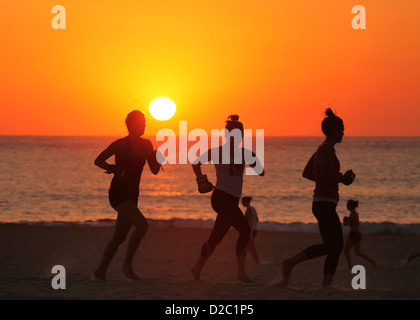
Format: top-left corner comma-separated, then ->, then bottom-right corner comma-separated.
246,206 -> 259,231
110,137 -> 147,195
313,142 -> 340,204
214,146 -> 245,199
349,212 -> 361,233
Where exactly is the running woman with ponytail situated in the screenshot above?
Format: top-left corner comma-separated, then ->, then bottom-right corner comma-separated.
273,108 -> 356,287
190,115 -> 264,282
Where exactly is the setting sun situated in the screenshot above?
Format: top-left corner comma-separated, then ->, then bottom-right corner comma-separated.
149,97 -> 176,121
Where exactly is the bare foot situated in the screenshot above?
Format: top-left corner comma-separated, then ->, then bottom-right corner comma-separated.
191,266 -> 201,281
393,259 -> 408,269
122,265 -> 140,281
237,273 -> 253,283
92,270 -> 106,281
268,277 -> 284,287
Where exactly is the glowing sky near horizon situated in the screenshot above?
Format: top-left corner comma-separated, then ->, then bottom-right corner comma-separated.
0,1 -> 419,136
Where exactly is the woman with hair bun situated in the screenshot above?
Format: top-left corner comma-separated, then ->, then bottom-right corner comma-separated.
273,108 -> 356,287
190,115 -> 264,282
343,199 -> 377,269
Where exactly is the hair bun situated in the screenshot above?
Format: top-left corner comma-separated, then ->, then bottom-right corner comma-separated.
325,108 -> 335,117
347,199 -> 359,209
242,196 -> 252,203
228,114 -> 239,122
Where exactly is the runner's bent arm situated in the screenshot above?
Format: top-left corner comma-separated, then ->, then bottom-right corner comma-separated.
302,153 -> 315,181
94,140 -> 120,172
145,139 -> 161,175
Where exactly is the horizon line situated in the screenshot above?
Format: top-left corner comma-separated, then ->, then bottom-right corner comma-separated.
1,134 -> 419,138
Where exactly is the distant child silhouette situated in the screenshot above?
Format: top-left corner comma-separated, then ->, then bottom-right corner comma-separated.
242,196 -> 260,264
343,199 -> 377,269
190,115 -> 264,282
93,110 -> 162,281
273,108 -> 356,287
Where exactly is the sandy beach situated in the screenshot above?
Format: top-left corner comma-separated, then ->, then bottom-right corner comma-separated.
0,223 -> 419,300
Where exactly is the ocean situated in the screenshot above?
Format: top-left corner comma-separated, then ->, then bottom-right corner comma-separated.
0,136 -> 419,235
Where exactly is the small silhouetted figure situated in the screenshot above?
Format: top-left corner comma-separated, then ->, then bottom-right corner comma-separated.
242,196 -> 260,264
343,199 -> 377,269
190,115 -> 264,282
272,108 -> 356,287
93,110 -> 162,281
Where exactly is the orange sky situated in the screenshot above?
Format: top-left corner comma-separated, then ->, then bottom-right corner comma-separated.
0,1 -> 419,136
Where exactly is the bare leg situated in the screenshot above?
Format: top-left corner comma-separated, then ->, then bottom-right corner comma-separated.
344,239 -> 354,269
191,210 -> 232,281
408,253 -> 420,262
191,252 -> 209,281
115,200 -> 149,280
280,251 -> 309,286
194,190 -> 252,282
322,274 -> 334,287
94,213 -> 131,280
247,238 -> 260,263
229,209 -> 252,281
237,255 -> 253,282
354,242 -> 377,269
122,232 -> 143,280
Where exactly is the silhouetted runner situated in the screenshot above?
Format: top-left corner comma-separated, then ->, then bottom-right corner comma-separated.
272,108 -> 356,287
93,110 -> 162,281
190,115 -> 264,282
242,196 -> 260,264
343,199 -> 377,269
